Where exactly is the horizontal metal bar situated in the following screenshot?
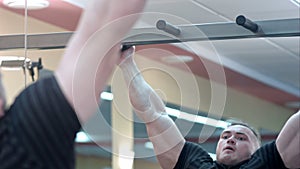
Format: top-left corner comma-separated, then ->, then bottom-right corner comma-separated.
0,32 -> 72,50
0,18 -> 299,50
123,18 -> 300,46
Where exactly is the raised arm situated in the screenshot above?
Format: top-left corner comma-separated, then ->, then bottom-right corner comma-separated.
55,0 -> 146,123
276,110 -> 300,169
118,47 -> 185,169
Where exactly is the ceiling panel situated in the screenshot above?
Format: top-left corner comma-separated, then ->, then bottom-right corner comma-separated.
139,0 -> 226,27
209,37 -> 300,94
271,37 -> 300,56
194,0 -> 300,20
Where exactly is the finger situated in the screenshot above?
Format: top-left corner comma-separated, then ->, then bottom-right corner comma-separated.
122,45 -> 135,57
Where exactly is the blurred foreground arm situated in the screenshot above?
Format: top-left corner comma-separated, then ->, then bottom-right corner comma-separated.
118,47 -> 185,169
276,110 -> 300,169
55,0 -> 146,123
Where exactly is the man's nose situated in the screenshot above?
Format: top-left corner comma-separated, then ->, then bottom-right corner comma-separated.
227,136 -> 236,144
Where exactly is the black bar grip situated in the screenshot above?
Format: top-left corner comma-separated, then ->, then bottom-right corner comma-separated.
236,15 -> 259,33
121,44 -> 133,52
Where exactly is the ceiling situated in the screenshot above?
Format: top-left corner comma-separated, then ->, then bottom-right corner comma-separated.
0,0 -> 299,165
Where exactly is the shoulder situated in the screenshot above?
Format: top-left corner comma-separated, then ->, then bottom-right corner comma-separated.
182,141 -> 208,154
244,141 -> 287,169
5,75 -> 81,168
254,141 -> 279,157
174,141 -> 214,169
10,74 -> 80,133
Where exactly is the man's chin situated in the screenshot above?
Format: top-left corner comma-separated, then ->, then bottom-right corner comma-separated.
218,155 -> 239,166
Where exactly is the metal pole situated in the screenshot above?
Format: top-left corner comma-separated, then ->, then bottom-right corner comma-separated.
0,18 -> 299,51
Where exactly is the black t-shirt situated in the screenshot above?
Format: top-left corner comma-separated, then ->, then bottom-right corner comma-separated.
174,141 -> 288,169
0,75 -> 81,169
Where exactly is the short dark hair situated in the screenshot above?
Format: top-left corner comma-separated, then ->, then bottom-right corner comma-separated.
226,119 -> 261,146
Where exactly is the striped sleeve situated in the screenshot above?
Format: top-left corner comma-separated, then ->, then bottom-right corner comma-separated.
248,141 -> 288,169
6,75 -> 81,169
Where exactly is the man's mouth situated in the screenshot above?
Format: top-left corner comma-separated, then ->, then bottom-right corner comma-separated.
223,146 -> 235,152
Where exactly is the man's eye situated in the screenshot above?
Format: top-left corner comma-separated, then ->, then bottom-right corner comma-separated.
237,137 -> 245,141
223,136 -> 228,139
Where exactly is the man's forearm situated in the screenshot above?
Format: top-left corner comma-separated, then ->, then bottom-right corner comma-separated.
119,56 -> 164,123
119,53 -> 185,169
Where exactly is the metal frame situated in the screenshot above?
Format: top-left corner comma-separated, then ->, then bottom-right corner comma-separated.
0,18 -> 299,50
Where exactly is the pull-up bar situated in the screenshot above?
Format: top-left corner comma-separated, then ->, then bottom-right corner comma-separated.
156,20 -> 181,36
236,15 -> 260,33
0,17 -> 299,50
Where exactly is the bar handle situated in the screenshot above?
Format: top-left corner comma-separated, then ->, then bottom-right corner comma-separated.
236,15 -> 259,33
156,20 -> 181,36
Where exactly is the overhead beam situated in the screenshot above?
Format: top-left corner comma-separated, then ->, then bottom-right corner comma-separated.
0,18 -> 299,50
0,32 -> 72,50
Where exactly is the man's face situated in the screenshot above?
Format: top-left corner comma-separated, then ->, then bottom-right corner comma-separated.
216,125 -> 259,166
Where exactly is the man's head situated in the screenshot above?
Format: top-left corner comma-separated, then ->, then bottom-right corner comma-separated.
216,121 -> 261,166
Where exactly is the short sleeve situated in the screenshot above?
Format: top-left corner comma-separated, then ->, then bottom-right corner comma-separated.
6,75 -> 81,169
244,141 -> 288,169
174,141 -> 214,169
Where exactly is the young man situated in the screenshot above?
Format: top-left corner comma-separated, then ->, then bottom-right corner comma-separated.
0,0 -> 146,168
118,46 -> 300,169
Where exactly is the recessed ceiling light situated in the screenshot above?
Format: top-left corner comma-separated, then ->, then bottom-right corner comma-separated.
75,131 -> 91,143
100,91 -> 114,101
161,55 -> 194,64
3,0 -> 50,10
144,141 -> 154,149
165,107 -> 230,129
